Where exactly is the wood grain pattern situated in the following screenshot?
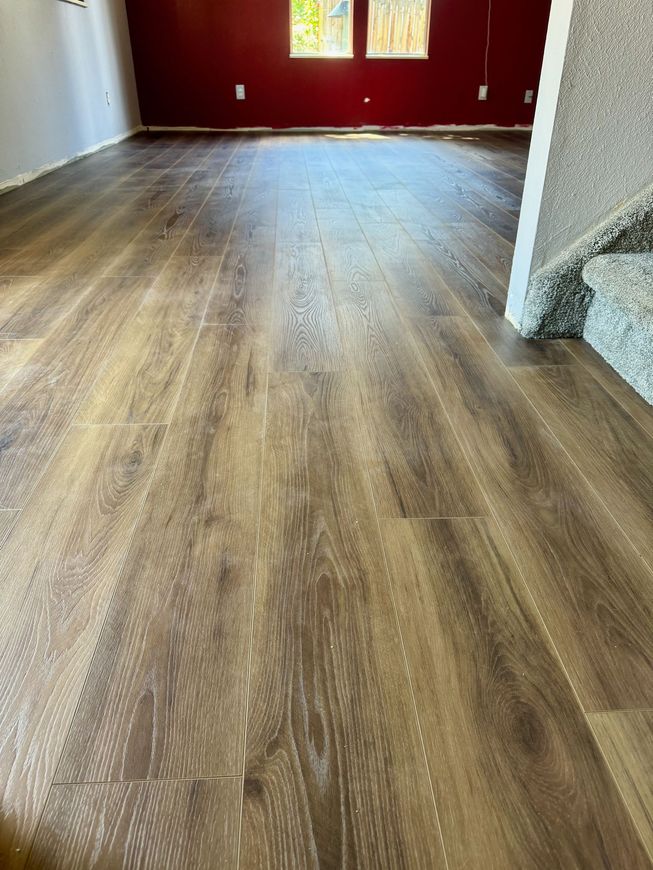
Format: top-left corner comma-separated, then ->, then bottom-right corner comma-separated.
317,211 -> 384,284
276,188 -> 321,244
271,243 -> 343,372
0,424 -> 164,868
58,325 -> 267,783
207,242 -> 275,326
514,364 -> 653,566
0,275 -> 97,338
403,224 -> 574,366
176,148 -> 255,257
409,315 -> 653,711
0,509 -> 19,548
205,186 -> 277,326
564,338 -> 653,437
104,164 -> 229,277
382,516 -> 650,868
28,778 -> 241,870
333,279 -> 484,517
362,222 -> 462,317
3,130 -> 652,869
0,276 -> 150,508
77,255 -> 220,424
0,339 -> 40,392
590,710 -> 653,860
241,371 -> 445,869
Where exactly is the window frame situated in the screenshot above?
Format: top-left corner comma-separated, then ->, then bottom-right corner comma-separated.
365,0 -> 432,60
289,0 -> 355,59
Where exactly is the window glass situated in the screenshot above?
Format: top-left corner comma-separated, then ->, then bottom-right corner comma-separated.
290,0 -> 353,56
367,0 -> 431,57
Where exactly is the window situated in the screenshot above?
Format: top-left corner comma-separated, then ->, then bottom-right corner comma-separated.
366,0 -> 431,58
290,0 -> 353,57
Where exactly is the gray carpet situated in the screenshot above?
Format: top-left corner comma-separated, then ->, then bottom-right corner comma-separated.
583,254 -> 653,404
520,182 -> 653,339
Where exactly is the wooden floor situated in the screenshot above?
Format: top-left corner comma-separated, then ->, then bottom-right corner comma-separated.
0,131 -> 652,869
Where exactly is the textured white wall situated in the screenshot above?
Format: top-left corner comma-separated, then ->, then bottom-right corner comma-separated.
0,0 -> 140,187
507,0 -> 653,324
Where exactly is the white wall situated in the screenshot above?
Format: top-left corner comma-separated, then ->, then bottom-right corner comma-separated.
507,0 -> 653,324
0,0 -> 141,188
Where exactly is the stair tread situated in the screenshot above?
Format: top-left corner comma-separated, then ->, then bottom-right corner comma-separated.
583,254 -> 653,332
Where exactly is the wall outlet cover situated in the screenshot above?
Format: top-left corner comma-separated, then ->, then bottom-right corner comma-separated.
235,84 -> 246,100
478,85 -> 489,101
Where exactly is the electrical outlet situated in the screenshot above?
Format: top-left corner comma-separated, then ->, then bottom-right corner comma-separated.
524,89 -> 534,104
478,85 -> 489,101
235,84 -> 246,101
105,91 -> 111,106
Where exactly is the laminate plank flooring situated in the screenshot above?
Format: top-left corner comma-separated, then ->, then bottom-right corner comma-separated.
408,315 -> 653,711
271,243 -> 343,371
564,338 -> 653,437
58,325 -> 267,784
76,254 -> 222,424
0,276 -> 151,507
0,338 -> 40,392
333,279 -> 485,517
0,424 -> 164,867
0,131 -> 651,868
514,363 -> 653,566
240,371 -> 445,868
382,517 -> 649,868
28,779 -> 241,870
589,711 -> 653,859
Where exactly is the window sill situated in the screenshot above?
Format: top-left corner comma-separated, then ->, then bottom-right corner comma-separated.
366,53 -> 429,60
290,54 -> 354,59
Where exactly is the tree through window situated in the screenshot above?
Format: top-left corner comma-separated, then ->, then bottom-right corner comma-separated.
290,0 -> 353,57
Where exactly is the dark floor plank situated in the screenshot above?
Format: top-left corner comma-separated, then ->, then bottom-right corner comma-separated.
334,279 -> 485,518
407,316 -> 653,711
407,224 -> 575,366
0,277 -> 150,508
241,371 -> 446,869
28,779 -> 241,870
0,425 -> 164,868
514,364 -> 653,567
58,326 -> 266,784
589,711 -> 653,860
564,338 -> 653,437
271,243 -> 343,372
382,516 -> 650,869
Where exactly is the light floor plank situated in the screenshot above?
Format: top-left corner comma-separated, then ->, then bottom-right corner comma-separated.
0,425 -> 164,868
28,778 -> 241,870
58,325 -> 267,783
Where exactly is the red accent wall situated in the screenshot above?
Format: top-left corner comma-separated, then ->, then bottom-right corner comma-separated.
126,0 -> 551,129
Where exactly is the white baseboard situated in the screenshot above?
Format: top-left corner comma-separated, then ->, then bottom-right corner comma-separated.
145,123 -> 533,134
0,125 -> 145,194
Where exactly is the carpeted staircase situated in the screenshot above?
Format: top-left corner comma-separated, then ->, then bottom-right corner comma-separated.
518,181 -> 653,406
582,254 -> 653,404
